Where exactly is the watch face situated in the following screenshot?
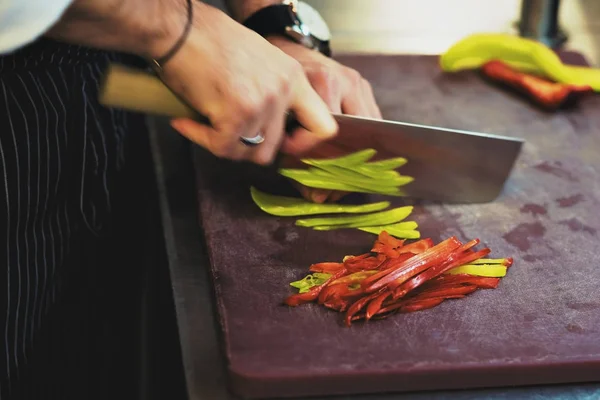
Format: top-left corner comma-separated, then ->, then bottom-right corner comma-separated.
296,1 -> 331,41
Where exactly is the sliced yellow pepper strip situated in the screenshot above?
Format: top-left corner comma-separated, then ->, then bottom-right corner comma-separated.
278,169 -> 409,196
469,258 -> 509,265
250,186 -> 390,217
363,157 -> 408,170
306,166 -> 411,187
358,222 -> 420,239
440,33 -> 600,91
300,161 -> 403,181
358,221 -> 418,232
446,264 -> 507,277
301,149 -> 377,166
296,206 -> 413,228
362,228 -> 420,239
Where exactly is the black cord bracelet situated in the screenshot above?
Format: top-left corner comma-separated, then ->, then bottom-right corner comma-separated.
151,0 -> 193,74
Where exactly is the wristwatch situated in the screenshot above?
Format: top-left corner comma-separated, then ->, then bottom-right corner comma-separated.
242,0 -> 332,57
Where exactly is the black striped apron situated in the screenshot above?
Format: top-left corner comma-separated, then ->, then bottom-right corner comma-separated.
0,38 -> 145,399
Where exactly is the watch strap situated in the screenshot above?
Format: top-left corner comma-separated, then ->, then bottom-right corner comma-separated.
242,4 -> 331,57
243,4 -> 297,38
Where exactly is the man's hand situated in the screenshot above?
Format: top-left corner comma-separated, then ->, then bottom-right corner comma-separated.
160,3 -> 338,165
48,0 -> 338,166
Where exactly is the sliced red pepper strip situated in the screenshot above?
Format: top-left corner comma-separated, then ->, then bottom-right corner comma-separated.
379,231 -> 405,248
318,284 -> 343,304
340,287 -> 365,301
392,245 -> 490,299
371,242 -> 400,258
379,253 -> 415,270
371,231 -> 400,251
364,236 -> 463,293
344,253 -> 371,261
285,289 -> 321,306
323,297 -> 349,311
345,291 -> 383,327
423,274 -> 500,289
360,253 -> 417,288
309,262 -> 344,273
330,270 -> 378,286
397,238 -> 434,254
400,298 -> 446,313
365,290 -> 393,320
377,297 -> 446,315
345,256 -> 385,272
408,284 -> 478,300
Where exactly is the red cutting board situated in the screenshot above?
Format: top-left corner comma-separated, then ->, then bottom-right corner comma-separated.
192,54 -> 600,399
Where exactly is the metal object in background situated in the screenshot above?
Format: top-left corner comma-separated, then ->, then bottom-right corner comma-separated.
517,0 -> 567,48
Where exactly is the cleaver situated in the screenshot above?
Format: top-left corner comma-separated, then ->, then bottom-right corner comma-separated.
99,64 -> 524,204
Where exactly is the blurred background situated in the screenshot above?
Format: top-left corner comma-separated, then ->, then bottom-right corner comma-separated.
206,0 -> 600,64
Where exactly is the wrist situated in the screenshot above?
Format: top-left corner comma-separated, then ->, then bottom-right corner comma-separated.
46,0 -> 191,60
138,0 -> 193,60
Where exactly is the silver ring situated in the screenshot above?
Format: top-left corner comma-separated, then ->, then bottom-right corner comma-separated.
239,133 -> 265,146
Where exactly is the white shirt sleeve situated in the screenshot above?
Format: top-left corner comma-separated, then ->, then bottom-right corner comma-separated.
0,0 -> 74,54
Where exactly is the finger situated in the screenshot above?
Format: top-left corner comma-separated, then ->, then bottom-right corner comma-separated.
171,118 -> 251,161
285,76 -> 338,154
295,183 -> 313,201
307,66 -> 343,114
309,188 -> 330,204
340,78 -> 372,117
361,78 -> 383,119
250,100 -> 288,166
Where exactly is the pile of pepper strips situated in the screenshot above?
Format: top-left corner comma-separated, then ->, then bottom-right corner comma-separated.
285,231 -> 512,326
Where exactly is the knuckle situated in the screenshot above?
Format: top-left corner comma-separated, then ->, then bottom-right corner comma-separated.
308,65 -> 340,99
288,59 -> 304,77
361,77 -> 373,90
276,73 -> 293,95
308,64 -> 334,84
262,89 -> 279,106
236,98 -> 260,119
344,67 -> 363,86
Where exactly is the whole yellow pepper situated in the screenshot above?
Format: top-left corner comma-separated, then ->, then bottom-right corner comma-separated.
440,33 -> 600,91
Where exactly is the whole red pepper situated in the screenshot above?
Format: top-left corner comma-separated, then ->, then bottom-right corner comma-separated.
481,60 -> 594,110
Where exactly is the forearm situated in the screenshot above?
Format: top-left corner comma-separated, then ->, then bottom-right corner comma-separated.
224,0 -> 281,22
46,0 -> 188,59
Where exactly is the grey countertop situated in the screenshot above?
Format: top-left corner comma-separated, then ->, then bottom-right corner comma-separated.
147,115 -> 600,400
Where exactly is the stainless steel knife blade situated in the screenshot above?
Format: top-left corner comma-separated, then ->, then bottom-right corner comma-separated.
317,114 -> 524,203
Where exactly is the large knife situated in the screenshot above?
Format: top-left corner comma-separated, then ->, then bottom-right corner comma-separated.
99,64 -> 524,204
